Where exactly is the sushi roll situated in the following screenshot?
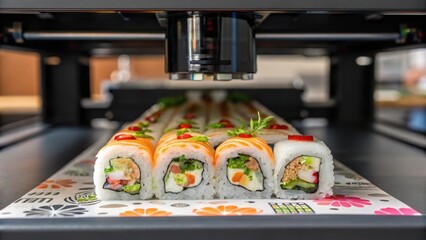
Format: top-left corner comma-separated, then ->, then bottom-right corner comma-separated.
273,135 -> 334,200
163,102 -> 207,134
153,132 -> 215,200
94,98 -> 180,200
131,107 -> 177,147
215,113 -> 275,199
157,101 -> 207,146
204,101 -> 242,148
119,110 -> 173,147
94,133 -> 155,200
234,100 -> 300,144
157,130 -> 205,146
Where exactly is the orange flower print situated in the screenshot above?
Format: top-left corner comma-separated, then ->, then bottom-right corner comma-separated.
77,159 -> 96,165
119,208 -> 172,217
192,205 -> 263,216
37,179 -> 77,189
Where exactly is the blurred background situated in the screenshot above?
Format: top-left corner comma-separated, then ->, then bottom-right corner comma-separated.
0,48 -> 424,133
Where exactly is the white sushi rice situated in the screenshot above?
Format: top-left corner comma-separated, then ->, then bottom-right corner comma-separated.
204,102 -> 245,147
205,129 -> 230,148
94,145 -> 153,200
153,148 -> 215,200
132,105 -> 177,146
273,139 -> 334,200
259,129 -> 300,144
163,102 -> 207,132
216,146 -> 274,199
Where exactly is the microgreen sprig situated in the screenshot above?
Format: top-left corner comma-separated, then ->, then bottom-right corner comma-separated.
206,122 -> 224,129
179,119 -> 198,126
189,136 -> 209,142
157,95 -> 186,108
133,131 -> 154,140
176,129 -> 209,142
227,112 -> 273,138
165,127 -> 199,133
132,127 -> 154,139
137,121 -> 150,128
175,128 -> 200,135
176,128 -> 190,136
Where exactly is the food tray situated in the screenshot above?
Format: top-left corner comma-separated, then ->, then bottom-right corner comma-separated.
0,137 -> 420,218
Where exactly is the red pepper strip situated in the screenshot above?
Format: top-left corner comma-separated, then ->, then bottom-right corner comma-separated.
238,133 -> 252,138
128,126 -> 141,131
288,135 -> 314,141
269,124 -> 289,130
114,134 -> 136,141
177,133 -> 192,139
178,123 -> 192,129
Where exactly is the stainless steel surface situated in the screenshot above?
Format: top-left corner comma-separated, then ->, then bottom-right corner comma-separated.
169,73 -> 254,80
7,22 -> 24,43
187,13 -> 202,72
256,33 -> 400,41
165,12 -> 257,81
22,32 -> 165,41
0,0 -> 425,11
18,32 -> 400,42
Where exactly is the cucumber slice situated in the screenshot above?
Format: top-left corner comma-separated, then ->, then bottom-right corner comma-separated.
281,179 -> 317,193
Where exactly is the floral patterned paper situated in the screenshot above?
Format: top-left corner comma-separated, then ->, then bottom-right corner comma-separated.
23,205 -> 88,217
314,195 -> 371,208
374,207 -> 420,216
192,205 -> 263,216
120,208 -> 172,217
37,179 -> 77,189
0,141 -> 421,218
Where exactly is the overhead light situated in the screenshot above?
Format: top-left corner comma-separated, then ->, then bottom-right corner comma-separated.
356,56 -> 372,66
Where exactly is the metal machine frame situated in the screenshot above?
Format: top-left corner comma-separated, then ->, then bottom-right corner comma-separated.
2,10 -> 425,125
0,2 -> 425,239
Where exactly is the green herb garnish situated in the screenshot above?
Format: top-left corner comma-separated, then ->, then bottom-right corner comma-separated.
227,112 -> 273,137
243,167 -> 251,176
175,128 -> 200,135
157,95 -> 186,108
76,193 -> 97,203
173,155 -> 203,173
104,166 -> 114,174
228,154 -> 253,180
180,119 -> 197,125
227,154 -> 250,168
189,136 -> 209,142
206,122 -> 224,129
137,121 -> 150,128
176,128 -> 190,135
174,174 -> 187,185
164,128 -> 173,133
133,131 -> 154,139
228,92 -> 252,102
178,119 -> 200,129
136,128 -> 153,133
122,183 -> 141,194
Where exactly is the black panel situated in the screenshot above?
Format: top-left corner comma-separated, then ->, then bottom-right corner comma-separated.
0,216 -> 425,240
0,0 -> 425,11
1,13 -> 425,54
40,52 -> 90,124
107,89 -> 304,121
329,52 -> 375,124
